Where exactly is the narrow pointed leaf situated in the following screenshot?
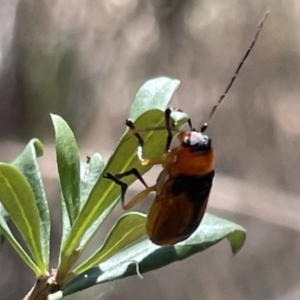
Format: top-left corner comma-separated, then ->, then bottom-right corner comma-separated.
73,212 -> 147,275
73,154 -> 105,247
63,213 -> 246,296
12,138 -> 50,266
0,216 -> 41,275
0,163 -> 47,274
58,78 -> 182,270
51,114 -> 81,226
0,203 -> 9,248
60,194 -> 72,252
80,153 -> 105,208
60,153 -> 105,248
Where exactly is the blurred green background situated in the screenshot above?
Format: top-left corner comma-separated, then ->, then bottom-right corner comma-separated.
1,0 -> 300,299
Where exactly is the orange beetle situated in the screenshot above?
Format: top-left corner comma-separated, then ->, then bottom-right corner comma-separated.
104,11 -> 268,245
105,109 -> 214,245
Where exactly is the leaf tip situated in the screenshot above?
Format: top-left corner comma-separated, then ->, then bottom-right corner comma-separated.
228,229 -> 247,255
32,139 -> 44,157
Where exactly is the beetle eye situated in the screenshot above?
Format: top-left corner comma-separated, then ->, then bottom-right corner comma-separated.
182,132 -> 212,152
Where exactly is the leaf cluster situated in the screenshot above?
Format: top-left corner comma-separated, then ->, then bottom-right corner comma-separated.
0,78 -> 246,300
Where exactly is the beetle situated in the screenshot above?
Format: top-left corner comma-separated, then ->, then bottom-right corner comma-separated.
104,11 -> 269,245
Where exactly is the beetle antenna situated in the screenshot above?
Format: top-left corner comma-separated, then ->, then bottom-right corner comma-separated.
201,9 -> 269,133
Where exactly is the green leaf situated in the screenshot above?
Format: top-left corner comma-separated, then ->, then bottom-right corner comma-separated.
60,153 -> 105,248
80,153 -> 105,208
0,215 -> 41,274
58,78 -> 182,269
0,163 -> 47,275
130,77 -> 180,120
0,203 -> 9,248
51,114 -> 81,226
73,212 -> 147,275
62,213 -> 246,296
12,139 -> 50,267
73,154 -> 105,247
60,195 -> 72,253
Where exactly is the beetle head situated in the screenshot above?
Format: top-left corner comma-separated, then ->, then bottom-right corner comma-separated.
182,131 -> 212,153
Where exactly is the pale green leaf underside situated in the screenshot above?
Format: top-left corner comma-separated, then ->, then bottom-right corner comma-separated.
51,114 -> 81,226
63,213 -> 246,296
12,138 -> 50,267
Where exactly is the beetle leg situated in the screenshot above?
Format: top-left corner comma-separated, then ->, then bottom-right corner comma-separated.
123,185 -> 156,210
114,168 -> 148,187
165,107 -> 184,151
164,108 -> 173,152
165,107 -> 194,150
125,119 -> 147,163
103,173 -> 130,209
126,119 -> 165,166
104,169 -> 156,210
126,119 -> 145,149
126,108 -> 188,165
